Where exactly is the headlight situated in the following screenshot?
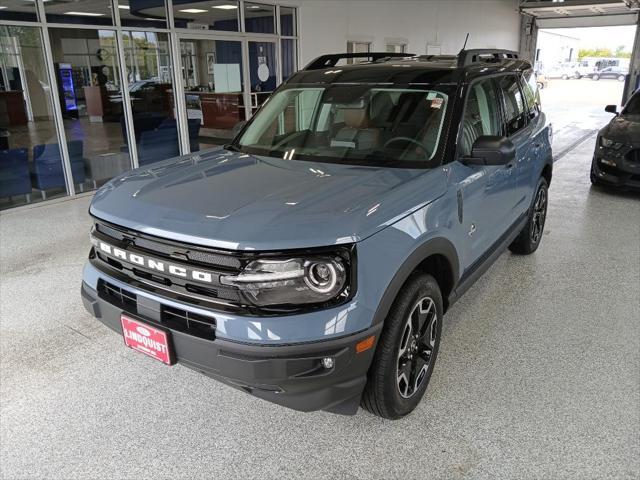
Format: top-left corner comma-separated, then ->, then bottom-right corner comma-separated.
220,254 -> 351,307
600,137 -> 623,150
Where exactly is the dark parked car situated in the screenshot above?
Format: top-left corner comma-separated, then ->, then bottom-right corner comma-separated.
82,50 -> 553,419
590,67 -> 627,82
591,90 -> 640,190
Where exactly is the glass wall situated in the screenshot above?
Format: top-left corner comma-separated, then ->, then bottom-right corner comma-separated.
180,38 -> 244,148
122,31 -> 179,166
0,25 -> 62,208
248,41 -> 276,114
47,28 -> 129,190
0,1 -> 298,210
172,1 -> 240,31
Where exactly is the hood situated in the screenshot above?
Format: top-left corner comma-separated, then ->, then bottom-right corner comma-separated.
90,149 -> 447,250
604,114 -> 640,144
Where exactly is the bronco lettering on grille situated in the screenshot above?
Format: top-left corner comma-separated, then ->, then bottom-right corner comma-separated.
98,241 -> 215,284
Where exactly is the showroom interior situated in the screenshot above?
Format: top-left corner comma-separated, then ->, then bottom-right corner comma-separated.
1,0 -> 639,478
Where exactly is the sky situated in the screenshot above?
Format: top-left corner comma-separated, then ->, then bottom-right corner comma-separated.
542,26 -> 636,52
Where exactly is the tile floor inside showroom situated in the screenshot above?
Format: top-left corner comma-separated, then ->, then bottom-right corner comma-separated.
1,87 -> 639,479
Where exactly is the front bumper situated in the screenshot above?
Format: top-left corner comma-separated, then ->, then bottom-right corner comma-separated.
592,147 -> 640,190
81,281 -> 381,414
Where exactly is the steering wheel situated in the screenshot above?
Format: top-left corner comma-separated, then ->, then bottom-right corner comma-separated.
382,137 -> 431,158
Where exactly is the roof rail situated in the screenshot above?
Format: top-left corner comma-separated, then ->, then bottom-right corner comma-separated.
303,52 -> 414,71
457,49 -> 519,67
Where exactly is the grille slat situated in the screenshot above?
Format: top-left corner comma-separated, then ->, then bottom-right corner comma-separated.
98,280 -> 216,341
93,220 -> 244,307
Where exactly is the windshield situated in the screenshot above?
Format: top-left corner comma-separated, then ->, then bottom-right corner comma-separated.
234,84 -> 452,167
623,92 -> 640,115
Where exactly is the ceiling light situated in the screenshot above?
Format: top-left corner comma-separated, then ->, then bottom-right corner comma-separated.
0,6 -> 7,9
179,8 -> 207,13
64,11 -> 106,16
118,5 -> 130,9
212,5 -> 238,9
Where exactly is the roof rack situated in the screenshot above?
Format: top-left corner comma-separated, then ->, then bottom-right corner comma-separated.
457,49 -> 519,67
303,52 -> 414,71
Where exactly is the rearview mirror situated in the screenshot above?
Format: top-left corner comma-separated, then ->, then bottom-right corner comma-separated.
604,105 -> 618,114
461,136 -> 516,166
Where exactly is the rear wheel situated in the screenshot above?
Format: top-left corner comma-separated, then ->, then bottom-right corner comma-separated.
509,177 -> 548,255
361,273 -> 442,419
592,74 -> 600,81
561,74 -> 569,80
618,75 -> 625,82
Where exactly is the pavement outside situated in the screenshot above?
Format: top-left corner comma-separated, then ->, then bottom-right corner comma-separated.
1,79 -> 639,480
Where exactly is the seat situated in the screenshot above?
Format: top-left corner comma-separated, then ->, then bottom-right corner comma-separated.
331,108 -> 380,150
31,140 -> 86,198
0,148 -> 31,201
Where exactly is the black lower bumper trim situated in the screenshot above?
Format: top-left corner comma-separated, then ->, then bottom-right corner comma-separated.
81,281 -> 380,414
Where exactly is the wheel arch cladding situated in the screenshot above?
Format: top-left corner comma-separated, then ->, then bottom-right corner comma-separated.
371,237 -> 459,327
541,162 -> 552,186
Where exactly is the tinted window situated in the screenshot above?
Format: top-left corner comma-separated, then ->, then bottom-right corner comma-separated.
458,79 -> 502,157
521,70 -> 540,119
499,75 -> 527,136
623,92 -> 640,115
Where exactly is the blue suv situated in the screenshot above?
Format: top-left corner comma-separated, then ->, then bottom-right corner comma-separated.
81,50 -> 553,419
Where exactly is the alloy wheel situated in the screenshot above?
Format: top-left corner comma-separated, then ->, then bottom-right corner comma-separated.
396,297 -> 438,399
530,186 -> 547,244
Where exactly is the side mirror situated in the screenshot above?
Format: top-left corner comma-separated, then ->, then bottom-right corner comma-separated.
231,120 -> 247,137
462,135 -> 516,166
604,105 -> 618,114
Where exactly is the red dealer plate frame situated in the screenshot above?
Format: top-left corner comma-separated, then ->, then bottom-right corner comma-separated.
120,315 -> 174,365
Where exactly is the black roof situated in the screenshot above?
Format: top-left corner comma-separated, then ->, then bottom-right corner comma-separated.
287,51 -> 532,86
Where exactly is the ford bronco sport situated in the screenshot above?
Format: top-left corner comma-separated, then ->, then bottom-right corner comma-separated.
82,50 -> 553,419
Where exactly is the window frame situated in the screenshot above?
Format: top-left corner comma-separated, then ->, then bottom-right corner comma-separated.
454,75 -> 506,162
496,73 -> 529,138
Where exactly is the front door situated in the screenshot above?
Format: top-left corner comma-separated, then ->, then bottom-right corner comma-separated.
454,77 -> 518,271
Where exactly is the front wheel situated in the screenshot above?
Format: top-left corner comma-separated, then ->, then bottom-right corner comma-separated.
592,74 -> 600,81
509,177 -> 548,255
361,273 -> 443,419
561,74 -> 569,80
618,75 -> 625,82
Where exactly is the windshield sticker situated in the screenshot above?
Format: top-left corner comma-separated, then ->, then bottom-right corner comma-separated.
426,91 -> 437,100
431,97 -> 444,109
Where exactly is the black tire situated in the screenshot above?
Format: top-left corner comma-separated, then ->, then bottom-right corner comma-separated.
590,168 -> 600,186
361,273 -> 443,419
509,176 -> 548,255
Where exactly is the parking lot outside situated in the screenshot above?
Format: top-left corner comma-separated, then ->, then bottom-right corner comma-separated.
1,77 -> 639,478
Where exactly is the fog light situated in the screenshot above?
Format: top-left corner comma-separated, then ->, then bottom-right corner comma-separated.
600,158 -> 616,167
321,357 -> 334,369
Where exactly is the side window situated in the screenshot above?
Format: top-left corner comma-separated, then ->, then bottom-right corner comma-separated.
521,70 -> 540,120
498,75 -> 528,136
458,79 -> 502,157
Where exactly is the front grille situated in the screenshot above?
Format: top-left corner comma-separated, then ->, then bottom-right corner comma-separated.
99,281 -> 137,308
626,149 -> 640,163
98,280 -> 216,340
93,220 -> 246,311
162,305 -> 216,340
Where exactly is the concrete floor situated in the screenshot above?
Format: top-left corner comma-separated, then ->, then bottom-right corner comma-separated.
1,104 -> 639,478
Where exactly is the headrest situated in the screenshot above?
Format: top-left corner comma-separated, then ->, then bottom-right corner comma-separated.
343,108 -> 370,129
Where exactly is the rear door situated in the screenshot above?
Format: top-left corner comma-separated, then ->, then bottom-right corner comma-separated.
496,74 -> 531,224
